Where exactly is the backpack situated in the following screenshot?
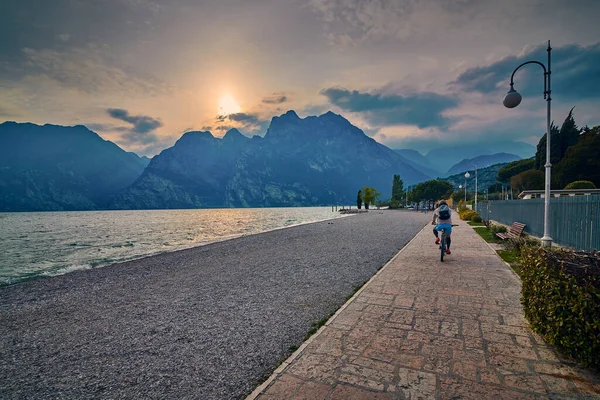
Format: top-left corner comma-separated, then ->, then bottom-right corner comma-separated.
438,204 -> 451,220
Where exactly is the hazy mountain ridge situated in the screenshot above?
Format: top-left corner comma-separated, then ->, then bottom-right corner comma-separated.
0,122 -> 148,211
446,153 -> 521,175
394,149 -> 438,178
443,162 -> 508,192
425,142 -> 535,173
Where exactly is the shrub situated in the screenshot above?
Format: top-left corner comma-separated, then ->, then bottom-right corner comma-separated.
459,210 -> 477,221
471,214 -> 482,223
520,247 -> 600,369
505,236 -> 539,255
564,180 -> 596,190
389,199 -> 401,209
489,223 -> 507,235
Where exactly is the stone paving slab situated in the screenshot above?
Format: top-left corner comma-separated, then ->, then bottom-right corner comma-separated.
251,223 -> 600,399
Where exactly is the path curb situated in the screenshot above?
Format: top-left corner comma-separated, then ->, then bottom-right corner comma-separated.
245,223 -> 429,400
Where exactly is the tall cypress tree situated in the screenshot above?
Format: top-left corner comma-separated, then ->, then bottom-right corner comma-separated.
558,107 -> 580,159
535,123 -> 559,170
535,109 -> 581,170
391,174 -> 404,202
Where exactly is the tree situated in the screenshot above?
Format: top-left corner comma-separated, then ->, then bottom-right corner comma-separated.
564,180 -> 596,190
554,126 -> 600,188
356,190 -> 363,209
391,174 -> 404,202
534,109 -> 581,171
361,187 -> 381,209
409,180 -> 453,203
534,123 -> 559,170
557,107 -> 580,160
497,158 -> 535,183
451,190 -> 472,204
510,169 -> 545,193
487,183 -> 503,193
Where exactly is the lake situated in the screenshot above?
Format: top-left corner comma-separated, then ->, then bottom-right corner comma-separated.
0,207 -> 347,285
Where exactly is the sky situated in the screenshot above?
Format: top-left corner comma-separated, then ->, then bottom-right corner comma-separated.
1,0 -> 599,157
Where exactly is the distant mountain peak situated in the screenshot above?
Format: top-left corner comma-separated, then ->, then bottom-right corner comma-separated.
179,130 -> 214,141
320,110 -> 350,124
446,152 -> 521,175
282,110 -> 300,119
223,128 -> 245,141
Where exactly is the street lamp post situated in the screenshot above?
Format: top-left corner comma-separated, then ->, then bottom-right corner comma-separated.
464,172 -> 470,204
470,165 -> 478,212
503,40 -> 552,247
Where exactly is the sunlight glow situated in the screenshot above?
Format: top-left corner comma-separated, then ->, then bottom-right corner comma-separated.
219,94 -> 241,115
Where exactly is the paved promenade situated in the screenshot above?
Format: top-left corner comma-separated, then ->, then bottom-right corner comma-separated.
252,224 -> 600,399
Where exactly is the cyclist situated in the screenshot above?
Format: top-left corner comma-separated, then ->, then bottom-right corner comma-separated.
432,199 -> 453,255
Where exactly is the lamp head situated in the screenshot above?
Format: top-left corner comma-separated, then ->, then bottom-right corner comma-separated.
465,172 -> 471,178
503,87 -> 522,108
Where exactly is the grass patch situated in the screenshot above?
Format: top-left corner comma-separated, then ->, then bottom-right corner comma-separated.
303,316 -> 330,341
473,226 -> 501,243
345,279 -> 369,302
497,249 -> 522,276
468,221 -> 485,226
498,249 -> 519,264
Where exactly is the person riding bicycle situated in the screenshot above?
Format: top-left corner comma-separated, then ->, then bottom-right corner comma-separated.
432,199 -> 453,255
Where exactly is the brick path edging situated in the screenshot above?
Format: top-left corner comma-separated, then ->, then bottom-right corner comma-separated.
245,224 -> 428,400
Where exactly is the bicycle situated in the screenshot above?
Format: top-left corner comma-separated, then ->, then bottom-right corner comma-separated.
438,224 -> 459,262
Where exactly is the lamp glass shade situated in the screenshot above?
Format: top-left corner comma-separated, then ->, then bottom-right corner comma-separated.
465,172 -> 471,178
503,89 -> 522,108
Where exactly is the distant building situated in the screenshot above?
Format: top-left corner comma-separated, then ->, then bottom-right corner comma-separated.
518,189 -> 600,199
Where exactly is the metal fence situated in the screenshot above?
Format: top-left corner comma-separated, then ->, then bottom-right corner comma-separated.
476,196 -> 600,252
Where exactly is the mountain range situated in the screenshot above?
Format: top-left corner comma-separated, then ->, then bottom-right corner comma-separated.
0,111 -> 535,211
443,162 -> 509,192
423,142 -> 534,173
112,111 -> 429,209
446,153 -> 521,176
0,122 -> 148,211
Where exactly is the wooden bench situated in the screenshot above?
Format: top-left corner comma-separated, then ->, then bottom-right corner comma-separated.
496,222 -> 526,240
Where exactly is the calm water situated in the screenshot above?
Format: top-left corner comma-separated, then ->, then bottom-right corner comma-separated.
0,207 -> 347,285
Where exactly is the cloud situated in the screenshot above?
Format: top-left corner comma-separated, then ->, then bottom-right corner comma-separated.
7,46 -> 173,98
320,87 -> 458,128
107,108 -> 163,133
212,111 -> 271,136
85,122 -> 129,133
200,125 -> 212,131
227,112 -> 260,124
262,93 -> 288,104
215,125 -> 235,131
453,42 -> 600,101
56,33 -> 71,42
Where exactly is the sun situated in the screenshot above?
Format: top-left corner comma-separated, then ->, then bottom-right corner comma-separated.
219,94 -> 241,115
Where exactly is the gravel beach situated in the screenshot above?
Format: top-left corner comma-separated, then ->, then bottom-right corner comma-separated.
0,210 -> 429,399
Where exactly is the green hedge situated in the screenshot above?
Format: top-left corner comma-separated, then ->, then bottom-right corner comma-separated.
520,247 -> 600,369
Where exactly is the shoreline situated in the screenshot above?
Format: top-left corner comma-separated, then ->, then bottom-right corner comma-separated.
1,209 -> 351,287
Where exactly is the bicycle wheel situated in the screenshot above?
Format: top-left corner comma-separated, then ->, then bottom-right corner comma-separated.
440,230 -> 446,262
